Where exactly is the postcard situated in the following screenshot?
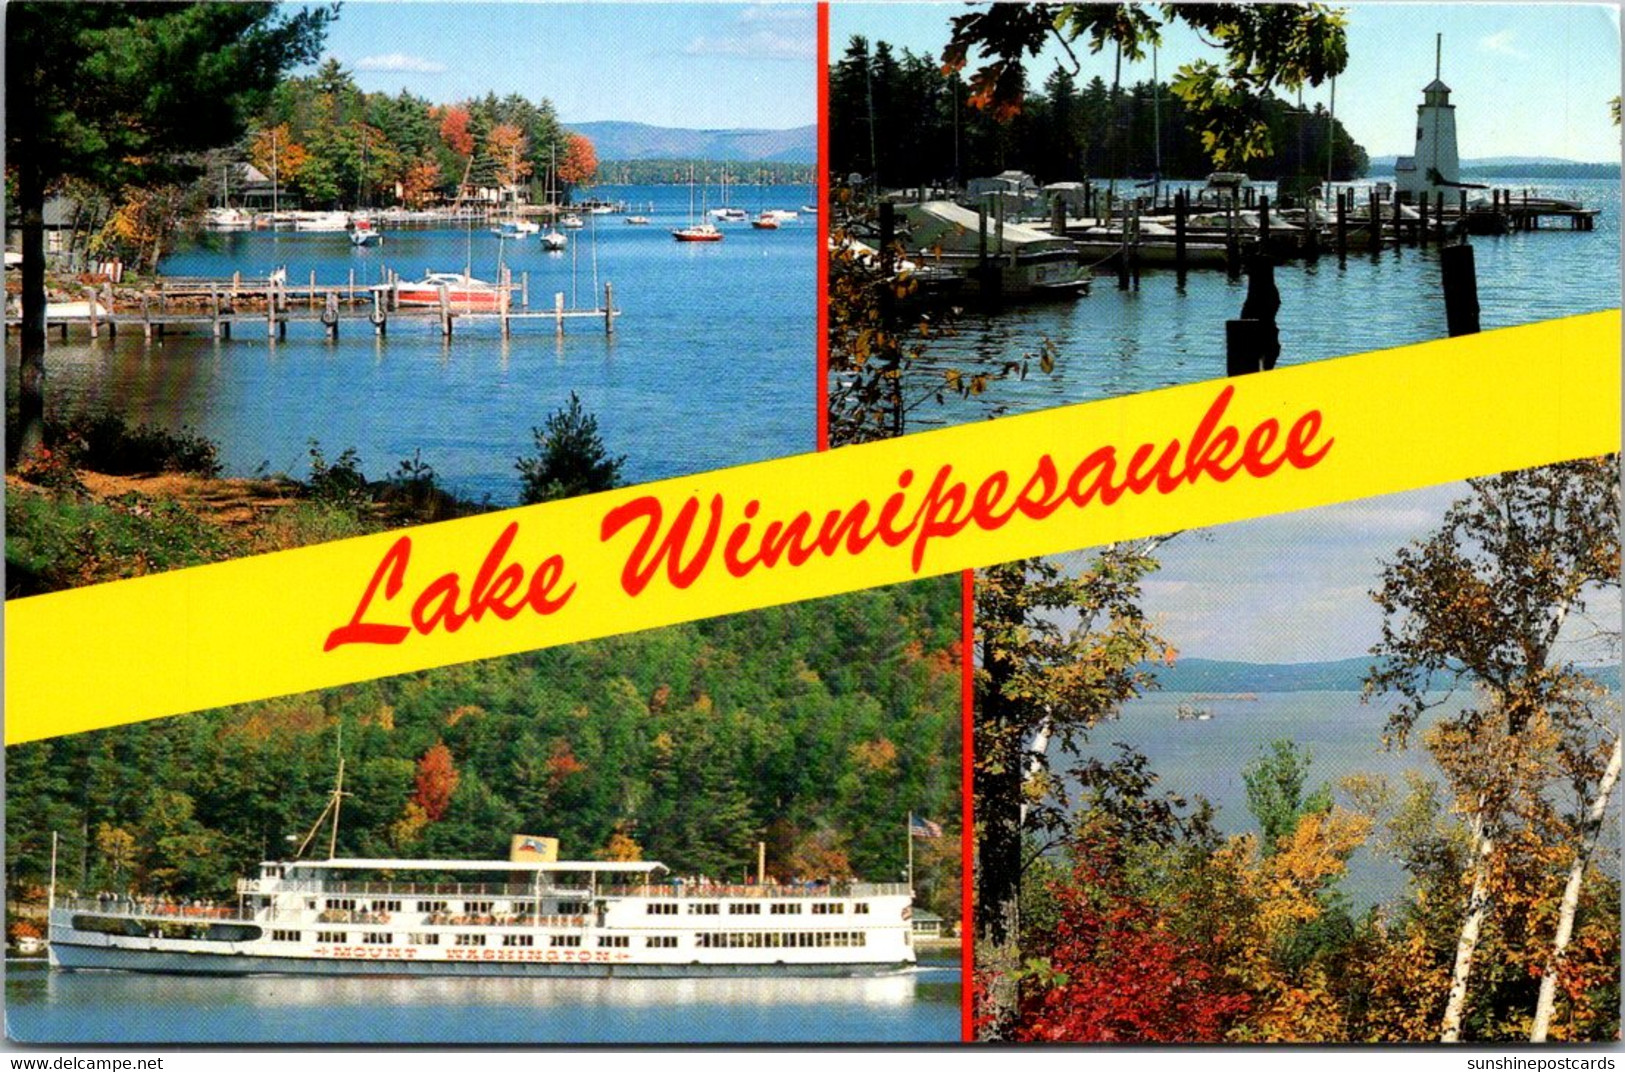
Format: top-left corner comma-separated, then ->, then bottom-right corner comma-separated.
5,0 -> 1619,1054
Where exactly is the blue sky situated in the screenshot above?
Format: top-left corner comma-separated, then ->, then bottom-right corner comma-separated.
304,3 -> 816,129
1050,482 -> 1620,665
831,3 -> 1623,162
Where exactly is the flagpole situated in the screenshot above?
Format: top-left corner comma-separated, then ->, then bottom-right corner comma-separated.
906,811 -> 914,891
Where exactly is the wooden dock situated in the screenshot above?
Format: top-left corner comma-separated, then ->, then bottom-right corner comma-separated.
7,268 -> 620,342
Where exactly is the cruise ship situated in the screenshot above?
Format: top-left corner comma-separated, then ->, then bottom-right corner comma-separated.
47,844 -> 916,978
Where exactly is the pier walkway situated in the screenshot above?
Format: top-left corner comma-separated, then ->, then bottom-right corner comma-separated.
6,268 -> 620,341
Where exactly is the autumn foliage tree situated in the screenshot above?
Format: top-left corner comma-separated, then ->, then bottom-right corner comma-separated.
412,742 -> 460,822
556,132 -> 599,192
486,122 -> 533,190
1365,457 -> 1620,1041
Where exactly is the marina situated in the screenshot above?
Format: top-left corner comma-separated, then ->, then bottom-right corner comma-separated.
9,182 -> 817,503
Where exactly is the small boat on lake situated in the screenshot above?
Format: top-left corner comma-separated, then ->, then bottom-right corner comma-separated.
751,213 -> 781,230
673,223 -> 724,242
492,218 -> 540,239
395,271 -> 503,308
560,214 -> 585,230
1175,703 -> 1214,722
349,219 -> 383,247
624,216 -> 651,226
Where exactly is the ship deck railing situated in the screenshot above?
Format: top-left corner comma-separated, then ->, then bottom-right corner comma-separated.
599,882 -> 912,899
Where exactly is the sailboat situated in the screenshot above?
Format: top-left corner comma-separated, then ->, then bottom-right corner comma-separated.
541,145 -> 568,251
673,164 -> 723,242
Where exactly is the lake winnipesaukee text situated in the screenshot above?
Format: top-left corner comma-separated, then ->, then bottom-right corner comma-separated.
323,384 -> 1333,651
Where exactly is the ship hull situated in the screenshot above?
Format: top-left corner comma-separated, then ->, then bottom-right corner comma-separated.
50,940 -> 911,979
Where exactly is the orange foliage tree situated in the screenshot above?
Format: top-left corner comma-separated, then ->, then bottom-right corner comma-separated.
249,123 -> 309,187
486,122 -> 532,189
399,155 -> 442,208
413,741 -> 459,822
557,132 -> 598,190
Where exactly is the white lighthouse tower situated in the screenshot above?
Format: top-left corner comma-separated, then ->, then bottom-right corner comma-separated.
1394,34 -> 1460,201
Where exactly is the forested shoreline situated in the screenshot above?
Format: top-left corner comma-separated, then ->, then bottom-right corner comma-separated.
7,580 -> 963,930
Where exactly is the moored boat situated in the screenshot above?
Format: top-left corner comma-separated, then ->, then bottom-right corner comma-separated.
394,271 -> 505,307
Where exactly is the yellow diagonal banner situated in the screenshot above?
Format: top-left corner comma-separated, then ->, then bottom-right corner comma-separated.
6,310 -> 1618,744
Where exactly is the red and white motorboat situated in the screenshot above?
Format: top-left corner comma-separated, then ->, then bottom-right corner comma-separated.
750,213 -> 781,230
395,272 -> 504,307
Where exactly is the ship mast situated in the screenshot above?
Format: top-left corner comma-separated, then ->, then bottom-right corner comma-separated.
294,731 -> 350,861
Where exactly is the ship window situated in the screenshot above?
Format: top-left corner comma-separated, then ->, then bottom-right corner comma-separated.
408,933 -> 440,945
316,931 -> 346,943
502,934 -> 534,947
770,903 -> 802,915
549,934 -> 582,947
728,903 -> 761,915
362,932 -> 392,945
687,903 -> 719,915
854,903 -> 870,915
558,901 -> 588,914
598,935 -> 630,948
306,900 -> 317,910
455,934 -> 486,947
647,936 -> 677,948
646,903 -> 678,915
812,903 -> 845,915
419,901 -> 448,913
464,901 -> 494,913
324,899 -> 357,911
368,900 -> 402,913
271,929 -> 300,942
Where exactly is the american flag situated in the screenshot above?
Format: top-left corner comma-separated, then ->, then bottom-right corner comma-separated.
909,815 -> 944,838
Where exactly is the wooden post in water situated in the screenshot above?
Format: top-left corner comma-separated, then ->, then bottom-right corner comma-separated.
555,291 -> 565,336
266,288 -> 276,338
348,269 -> 355,304
1336,191 -> 1347,261
1391,191 -> 1402,247
371,287 -> 387,337
1050,194 -> 1065,237
1130,203 -> 1141,290
1441,242 -> 1481,338
1173,191 -> 1188,281
1226,319 -> 1264,376
309,269 -> 317,310
438,283 -> 452,337
102,281 -> 117,338
521,270 -> 529,309
85,287 -> 100,339
499,267 -> 511,339
232,270 -> 241,304
1369,190 -> 1382,254
210,287 -> 221,339
323,292 -> 340,340
142,295 -> 154,342
604,282 -> 614,336
1416,192 -> 1428,245
1258,195 -> 1270,254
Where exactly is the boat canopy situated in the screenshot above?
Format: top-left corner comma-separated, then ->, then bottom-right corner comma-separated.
280,857 -> 669,875
901,201 -> 1072,252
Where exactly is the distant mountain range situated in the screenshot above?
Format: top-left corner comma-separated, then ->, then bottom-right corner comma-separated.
566,121 -> 815,164
1367,154 -> 1619,178
1147,657 -> 1620,693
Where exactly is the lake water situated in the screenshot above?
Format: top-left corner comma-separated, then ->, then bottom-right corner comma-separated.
1070,691 -> 1618,910
906,176 -> 1620,428
13,184 -> 816,505
5,956 -> 959,1044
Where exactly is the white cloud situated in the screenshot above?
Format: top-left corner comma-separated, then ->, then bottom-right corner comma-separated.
683,30 -> 814,61
355,52 -> 447,74
1478,30 -> 1526,59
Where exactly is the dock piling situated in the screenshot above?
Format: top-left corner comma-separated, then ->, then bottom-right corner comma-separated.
1441,242 -> 1481,337
604,282 -> 614,336
1173,191 -> 1188,282
555,291 -> 565,336
438,283 -> 452,337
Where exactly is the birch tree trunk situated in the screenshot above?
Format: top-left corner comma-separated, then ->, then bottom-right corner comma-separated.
1441,812 -> 1495,1042
1530,735 -> 1623,1042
